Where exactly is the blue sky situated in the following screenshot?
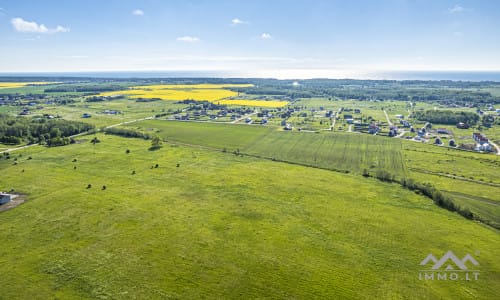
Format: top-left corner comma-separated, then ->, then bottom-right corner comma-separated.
0,0 -> 499,77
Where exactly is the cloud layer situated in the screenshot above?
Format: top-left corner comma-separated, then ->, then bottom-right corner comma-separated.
11,17 -> 69,33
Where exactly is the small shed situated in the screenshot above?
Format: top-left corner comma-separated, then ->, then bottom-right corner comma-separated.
0,193 -> 12,205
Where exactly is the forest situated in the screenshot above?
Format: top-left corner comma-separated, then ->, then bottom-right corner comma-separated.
413,110 -> 480,125
0,113 -> 94,146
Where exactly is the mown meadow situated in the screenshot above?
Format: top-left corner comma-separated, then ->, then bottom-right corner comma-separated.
124,120 -> 406,177
0,134 -> 498,299
123,120 -> 499,228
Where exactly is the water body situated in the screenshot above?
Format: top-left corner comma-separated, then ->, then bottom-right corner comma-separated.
1,70 -> 500,82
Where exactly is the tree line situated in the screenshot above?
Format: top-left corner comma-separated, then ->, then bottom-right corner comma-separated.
0,113 -> 94,146
413,110 -> 480,125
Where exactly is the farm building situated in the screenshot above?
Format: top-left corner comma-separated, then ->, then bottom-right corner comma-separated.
0,193 -> 12,205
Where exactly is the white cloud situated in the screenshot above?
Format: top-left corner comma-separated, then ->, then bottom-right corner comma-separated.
448,4 -> 464,13
54,25 -> 70,33
231,18 -> 248,25
177,36 -> 200,43
260,33 -> 272,40
132,9 -> 144,16
11,17 -> 69,34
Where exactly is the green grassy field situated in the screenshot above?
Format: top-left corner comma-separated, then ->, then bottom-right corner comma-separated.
123,120 -> 499,227
34,99 -> 187,128
401,140 -> 500,227
0,134 -> 499,299
124,120 -> 406,177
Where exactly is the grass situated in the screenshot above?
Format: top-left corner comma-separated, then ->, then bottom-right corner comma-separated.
0,134 -> 498,299
402,141 -> 500,185
124,120 -> 406,177
126,120 -> 274,149
33,99 -> 188,128
123,120 -> 499,227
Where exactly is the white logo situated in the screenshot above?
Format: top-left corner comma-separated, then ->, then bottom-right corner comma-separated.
418,251 -> 480,281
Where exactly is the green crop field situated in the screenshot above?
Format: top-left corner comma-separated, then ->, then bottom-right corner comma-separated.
0,134 -> 498,299
126,120 -> 275,150
124,120 -> 406,177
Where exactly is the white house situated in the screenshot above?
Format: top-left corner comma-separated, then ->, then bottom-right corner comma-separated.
475,143 -> 492,152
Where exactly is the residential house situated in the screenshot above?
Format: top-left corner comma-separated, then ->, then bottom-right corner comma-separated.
0,193 -> 12,205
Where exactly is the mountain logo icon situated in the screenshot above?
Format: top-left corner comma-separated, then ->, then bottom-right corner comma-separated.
420,251 -> 479,270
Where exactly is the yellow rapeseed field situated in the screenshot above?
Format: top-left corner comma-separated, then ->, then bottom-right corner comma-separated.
0,82 -> 58,89
98,83 -> 289,107
139,84 -> 253,89
101,88 -> 237,101
216,99 -> 289,108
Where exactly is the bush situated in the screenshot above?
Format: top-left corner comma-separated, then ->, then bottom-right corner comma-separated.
104,127 -> 150,140
375,170 -> 394,182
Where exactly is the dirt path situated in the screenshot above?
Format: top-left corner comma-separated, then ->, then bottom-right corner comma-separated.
383,110 -> 393,126
489,140 -> 500,155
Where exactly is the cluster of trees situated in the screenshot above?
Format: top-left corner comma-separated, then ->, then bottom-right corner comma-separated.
363,168 -> 477,225
0,113 -> 94,146
400,178 -> 474,221
413,110 -> 480,125
103,127 -> 150,139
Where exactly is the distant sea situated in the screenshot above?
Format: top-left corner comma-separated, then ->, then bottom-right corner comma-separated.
1,70 -> 500,82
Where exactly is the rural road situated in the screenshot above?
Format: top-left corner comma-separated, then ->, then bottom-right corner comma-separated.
0,143 -> 38,154
383,110 -> 393,126
489,140 -> 500,155
104,116 -> 154,129
231,112 -> 257,124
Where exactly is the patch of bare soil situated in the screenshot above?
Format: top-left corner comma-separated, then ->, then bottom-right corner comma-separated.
0,194 -> 26,212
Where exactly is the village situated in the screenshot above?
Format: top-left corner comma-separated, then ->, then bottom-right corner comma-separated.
146,99 -> 500,155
